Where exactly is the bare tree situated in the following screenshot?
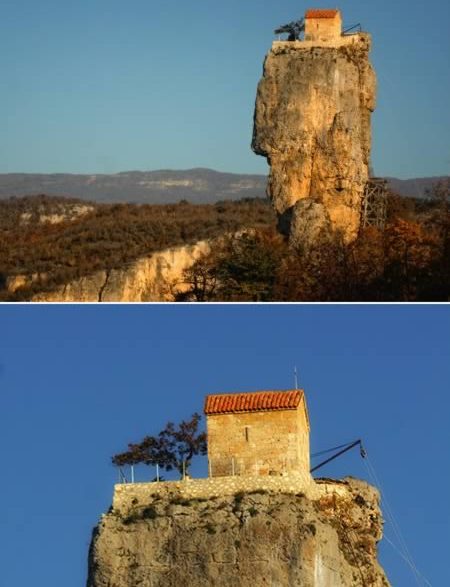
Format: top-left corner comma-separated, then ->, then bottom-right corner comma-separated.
112,413 -> 207,477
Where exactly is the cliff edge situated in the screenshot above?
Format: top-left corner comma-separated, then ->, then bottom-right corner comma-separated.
30,240 -> 211,302
87,477 -> 390,586
252,34 -> 376,246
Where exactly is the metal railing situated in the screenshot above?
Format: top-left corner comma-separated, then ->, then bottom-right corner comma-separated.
117,456 -> 305,484
117,462 -> 166,484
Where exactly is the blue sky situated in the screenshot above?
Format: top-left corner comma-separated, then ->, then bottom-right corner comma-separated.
1,0 -> 449,178
0,304 -> 449,586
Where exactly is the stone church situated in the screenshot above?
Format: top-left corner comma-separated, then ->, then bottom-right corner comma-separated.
204,389 -> 310,477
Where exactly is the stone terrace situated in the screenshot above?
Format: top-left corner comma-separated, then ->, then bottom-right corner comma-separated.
112,474 -> 349,515
272,32 -> 368,51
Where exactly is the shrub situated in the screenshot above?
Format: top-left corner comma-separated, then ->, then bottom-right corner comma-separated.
142,506 -> 158,520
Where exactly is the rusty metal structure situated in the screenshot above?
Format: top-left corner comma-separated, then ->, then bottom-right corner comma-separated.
361,177 -> 389,230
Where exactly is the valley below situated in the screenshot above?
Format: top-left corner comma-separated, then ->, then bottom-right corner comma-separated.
1,175 -> 448,302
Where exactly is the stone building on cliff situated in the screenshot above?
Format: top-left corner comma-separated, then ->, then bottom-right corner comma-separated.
304,8 -> 342,42
252,7 -> 376,247
205,389 -> 310,477
112,388 -> 314,509
89,388 -> 391,587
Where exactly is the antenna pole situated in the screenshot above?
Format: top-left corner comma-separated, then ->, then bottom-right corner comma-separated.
294,366 -> 298,389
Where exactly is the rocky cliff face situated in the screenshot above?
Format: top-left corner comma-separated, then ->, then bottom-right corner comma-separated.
252,35 -> 376,246
87,478 -> 390,587
30,240 -> 211,302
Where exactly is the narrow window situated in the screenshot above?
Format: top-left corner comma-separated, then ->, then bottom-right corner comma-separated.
245,426 -> 250,442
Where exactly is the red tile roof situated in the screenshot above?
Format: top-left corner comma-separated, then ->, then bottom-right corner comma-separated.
204,390 -> 303,415
305,9 -> 340,19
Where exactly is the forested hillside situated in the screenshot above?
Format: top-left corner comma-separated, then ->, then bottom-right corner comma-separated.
1,182 -> 448,302
0,196 -> 275,300
176,184 -> 450,302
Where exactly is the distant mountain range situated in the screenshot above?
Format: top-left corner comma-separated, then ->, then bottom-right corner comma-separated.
0,169 -> 446,204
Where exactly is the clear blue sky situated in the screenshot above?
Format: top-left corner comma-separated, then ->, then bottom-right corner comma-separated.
1,0 -> 449,179
0,304 -> 448,586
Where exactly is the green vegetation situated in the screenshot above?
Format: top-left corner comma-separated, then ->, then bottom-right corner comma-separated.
142,506 -> 158,520
169,497 -> 195,507
122,505 -> 158,524
232,492 -> 245,513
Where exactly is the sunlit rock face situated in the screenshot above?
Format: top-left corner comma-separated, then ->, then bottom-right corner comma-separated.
31,241 -> 211,302
86,478 -> 391,587
252,33 -> 376,247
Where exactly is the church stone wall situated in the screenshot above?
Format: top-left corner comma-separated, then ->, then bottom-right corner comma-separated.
206,407 -> 309,477
304,15 -> 342,42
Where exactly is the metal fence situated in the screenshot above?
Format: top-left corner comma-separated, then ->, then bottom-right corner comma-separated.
118,456 -> 303,484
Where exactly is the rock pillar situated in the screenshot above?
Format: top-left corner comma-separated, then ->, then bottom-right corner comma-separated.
252,33 -> 376,247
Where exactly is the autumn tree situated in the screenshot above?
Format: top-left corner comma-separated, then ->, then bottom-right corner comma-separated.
112,413 -> 207,477
213,229 -> 287,301
173,190 -> 450,302
174,257 -> 218,301
426,179 -> 449,226
417,179 -> 450,299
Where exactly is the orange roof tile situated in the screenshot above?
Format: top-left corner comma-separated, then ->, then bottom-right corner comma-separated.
204,390 -> 303,415
305,9 -> 339,19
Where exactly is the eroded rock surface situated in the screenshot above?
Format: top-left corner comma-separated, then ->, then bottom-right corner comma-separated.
252,35 -> 376,246
30,240 -> 211,302
87,478 -> 390,587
